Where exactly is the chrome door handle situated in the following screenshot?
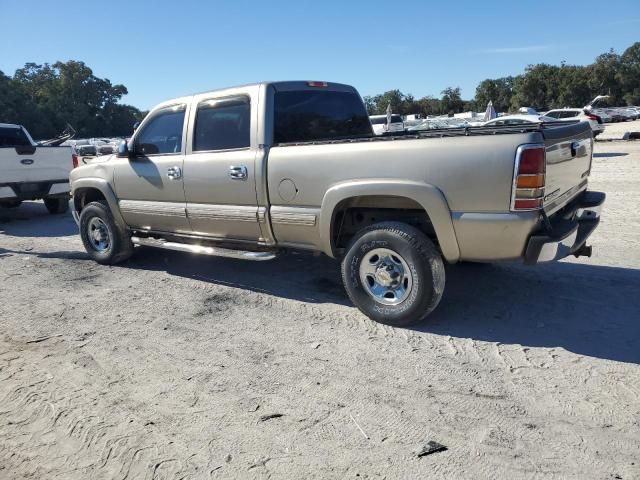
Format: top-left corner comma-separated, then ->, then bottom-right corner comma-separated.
570,141 -> 580,157
167,166 -> 182,180
229,165 -> 248,180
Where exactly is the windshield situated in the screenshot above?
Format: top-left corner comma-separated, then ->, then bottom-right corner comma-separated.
0,127 -> 32,147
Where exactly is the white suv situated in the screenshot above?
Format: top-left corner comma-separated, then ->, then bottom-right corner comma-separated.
545,109 -> 605,137
369,114 -> 405,135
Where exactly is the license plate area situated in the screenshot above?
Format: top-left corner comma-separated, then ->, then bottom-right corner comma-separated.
19,183 -> 42,193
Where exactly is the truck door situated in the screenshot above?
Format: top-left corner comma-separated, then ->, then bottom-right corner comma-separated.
113,103 -> 191,233
183,92 -> 263,242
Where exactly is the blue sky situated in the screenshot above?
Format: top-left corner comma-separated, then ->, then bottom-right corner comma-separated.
1,0 -> 639,110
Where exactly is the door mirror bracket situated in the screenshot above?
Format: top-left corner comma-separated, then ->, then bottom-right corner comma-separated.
118,140 -> 136,159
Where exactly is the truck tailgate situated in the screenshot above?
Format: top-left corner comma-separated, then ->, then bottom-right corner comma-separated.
1,146 -> 73,183
542,122 -> 593,214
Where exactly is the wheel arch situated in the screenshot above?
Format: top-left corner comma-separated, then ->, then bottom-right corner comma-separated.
319,179 -> 460,262
72,178 -> 127,230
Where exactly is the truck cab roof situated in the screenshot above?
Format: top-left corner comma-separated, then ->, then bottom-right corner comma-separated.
152,81 -> 359,111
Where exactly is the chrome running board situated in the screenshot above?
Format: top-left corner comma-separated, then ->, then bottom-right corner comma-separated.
131,236 -> 277,261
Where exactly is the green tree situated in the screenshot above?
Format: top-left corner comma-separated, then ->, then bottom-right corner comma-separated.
510,64 -> 561,110
586,50 -> 623,104
474,77 -> 514,112
1,61 -> 142,139
556,65 -> 591,108
440,87 -> 464,114
619,42 -> 640,105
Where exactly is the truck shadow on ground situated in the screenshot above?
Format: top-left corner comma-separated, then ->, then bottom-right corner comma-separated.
128,247 -> 349,306
418,262 -> 640,364
0,201 -> 77,238
127,247 -> 640,364
593,152 -> 628,158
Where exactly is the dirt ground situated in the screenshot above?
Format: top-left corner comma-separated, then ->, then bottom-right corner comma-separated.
598,118 -> 640,140
1,141 -> 639,480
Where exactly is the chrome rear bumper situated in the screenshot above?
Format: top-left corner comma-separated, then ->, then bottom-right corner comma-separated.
524,191 -> 605,264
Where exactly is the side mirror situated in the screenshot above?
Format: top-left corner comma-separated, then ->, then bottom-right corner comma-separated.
117,140 -> 134,158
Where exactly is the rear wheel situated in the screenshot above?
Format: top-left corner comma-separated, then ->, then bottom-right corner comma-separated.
341,221 -> 445,327
79,201 -> 133,265
44,196 -> 69,214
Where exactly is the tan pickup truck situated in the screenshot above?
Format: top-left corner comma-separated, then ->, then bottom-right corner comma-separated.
69,81 -> 605,326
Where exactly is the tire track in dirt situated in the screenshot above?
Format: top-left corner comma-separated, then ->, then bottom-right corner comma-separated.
2,185 -> 640,480
0,336 -> 208,479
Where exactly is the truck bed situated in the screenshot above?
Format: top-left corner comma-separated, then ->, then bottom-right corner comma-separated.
273,121 -> 584,147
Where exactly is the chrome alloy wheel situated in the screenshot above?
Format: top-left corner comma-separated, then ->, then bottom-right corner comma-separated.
87,217 -> 111,252
359,248 -> 413,305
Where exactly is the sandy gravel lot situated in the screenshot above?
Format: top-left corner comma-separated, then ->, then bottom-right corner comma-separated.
598,118 -> 640,140
1,141 -> 639,479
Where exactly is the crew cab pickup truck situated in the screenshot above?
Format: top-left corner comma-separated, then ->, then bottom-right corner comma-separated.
1,123 -> 74,213
69,81 -> 605,326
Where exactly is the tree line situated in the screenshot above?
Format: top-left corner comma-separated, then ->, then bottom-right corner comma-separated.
0,61 -> 145,140
1,42 -> 638,137
364,42 -> 640,116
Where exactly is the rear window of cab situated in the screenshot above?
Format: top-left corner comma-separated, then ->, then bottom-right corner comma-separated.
273,90 -> 372,144
0,127 -> 31,147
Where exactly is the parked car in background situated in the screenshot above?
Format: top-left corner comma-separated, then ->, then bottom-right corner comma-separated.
75,144 -> 98,157
545,109 -> 605,137
483,114 -> 558,126
408,117 -> 474,130
518,107 -> 539,115
611,109 -> 629,122
370,114 -> 404,135
584,95 -> 638,122
96,143 -> 115,155
0,123 -> 74,212
620,107 -> 640,120
589,109 -> 612,123
69,80 -> 604,326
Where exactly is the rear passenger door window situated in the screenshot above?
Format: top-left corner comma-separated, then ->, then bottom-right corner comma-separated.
193,96 -> 250,151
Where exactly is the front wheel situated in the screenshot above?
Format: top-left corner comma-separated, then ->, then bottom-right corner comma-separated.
44,196 -> 69,214
341,222 -> 445,327
79,201 -> 133,265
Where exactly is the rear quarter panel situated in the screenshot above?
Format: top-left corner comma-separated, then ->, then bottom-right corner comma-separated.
268,133 -> 539,211
267,132 -> 541,256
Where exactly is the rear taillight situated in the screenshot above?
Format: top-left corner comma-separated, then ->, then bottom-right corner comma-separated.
72,153 -> 79,168
307,81 -> 328,87
512,144 -> 545,211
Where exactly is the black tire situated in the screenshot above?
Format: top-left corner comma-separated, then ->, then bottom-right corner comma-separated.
79,201 -> 133,265
44,196 -> 69,214
341,221 -> 445,327
0,200 -> 22,208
